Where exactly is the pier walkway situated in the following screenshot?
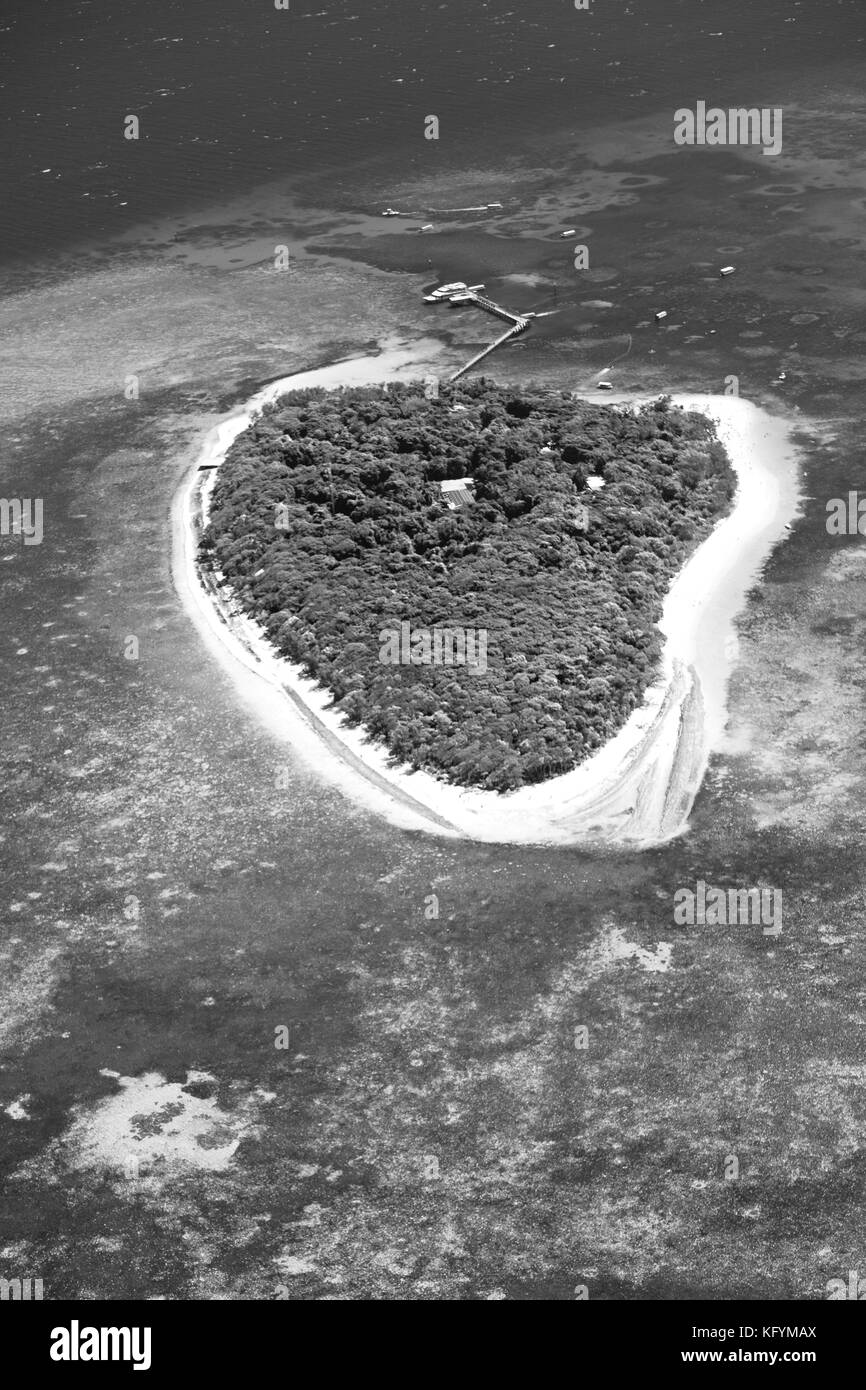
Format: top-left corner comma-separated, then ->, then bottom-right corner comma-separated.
448,319 -> 528,382
426,289 -> 530,382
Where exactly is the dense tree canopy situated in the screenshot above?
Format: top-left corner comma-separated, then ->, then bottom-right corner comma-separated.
200,379 -> 736,791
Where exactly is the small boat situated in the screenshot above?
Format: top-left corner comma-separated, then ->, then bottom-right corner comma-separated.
419,223 -> 434,232
382,207 -> 402,217
654,310 -> 668,321
719,265 -> 736,276
597,381 -> 613,391
560,229 -> 576,238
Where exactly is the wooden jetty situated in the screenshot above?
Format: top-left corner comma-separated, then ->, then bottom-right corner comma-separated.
449,319 -> 528,382
423,287 -> 530,382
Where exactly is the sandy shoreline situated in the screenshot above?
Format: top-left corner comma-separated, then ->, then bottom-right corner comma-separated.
172,355 -> 802,847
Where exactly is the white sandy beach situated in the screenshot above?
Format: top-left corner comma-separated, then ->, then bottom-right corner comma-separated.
172,354 -> 802,847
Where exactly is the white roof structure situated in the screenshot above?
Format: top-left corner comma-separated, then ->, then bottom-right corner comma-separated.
440,477 -> 476,509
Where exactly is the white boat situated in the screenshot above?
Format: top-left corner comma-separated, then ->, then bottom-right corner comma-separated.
560,229 -> 577,238
654,310 -> 668,321
427,281 -> 469,299
425,282 -> 484,304
719,265 -> 736,276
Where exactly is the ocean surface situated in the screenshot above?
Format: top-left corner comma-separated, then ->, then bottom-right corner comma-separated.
2,0 -> 863,262
2,0 -> 866,1299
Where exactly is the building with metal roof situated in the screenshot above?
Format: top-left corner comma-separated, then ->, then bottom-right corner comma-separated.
439,477 -> 476,510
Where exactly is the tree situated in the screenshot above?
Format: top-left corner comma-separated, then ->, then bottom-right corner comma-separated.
200,379 -> 735,789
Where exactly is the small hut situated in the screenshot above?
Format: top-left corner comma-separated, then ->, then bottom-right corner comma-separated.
440,478 -> 476,511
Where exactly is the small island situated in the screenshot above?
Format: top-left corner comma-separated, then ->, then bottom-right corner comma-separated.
199,380 -> 735,792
